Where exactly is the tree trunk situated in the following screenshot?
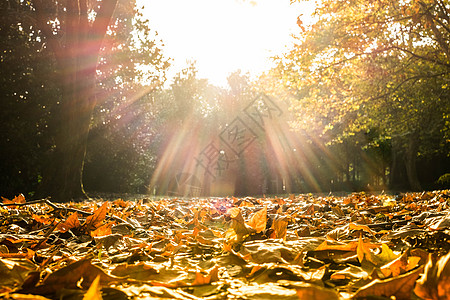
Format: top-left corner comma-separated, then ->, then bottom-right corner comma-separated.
33,0 -> 118,201
389,136 -> 407,190
404,132 -> 422,191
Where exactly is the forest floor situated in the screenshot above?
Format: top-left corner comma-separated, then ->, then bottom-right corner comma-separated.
0,190 -> 449,299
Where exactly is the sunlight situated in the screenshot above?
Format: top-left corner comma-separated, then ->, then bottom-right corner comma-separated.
138,0 -> 315,86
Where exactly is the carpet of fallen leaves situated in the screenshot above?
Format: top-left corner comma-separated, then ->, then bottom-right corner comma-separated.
1,191 -> 450,300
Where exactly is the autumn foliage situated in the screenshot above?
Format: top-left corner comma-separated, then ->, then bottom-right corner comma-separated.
0,191 -> 449,299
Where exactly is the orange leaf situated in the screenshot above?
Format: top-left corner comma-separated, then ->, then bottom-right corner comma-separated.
32,214 -> 54,225
13,194 -> 26,204
192,266 -> 219,286
296,282 -> 340,300
354,266 -> 424,300
380,250 -> 421,278
246,207 -> 267,233
82,275 -> 102,300
271,217 -> 289,239
84,202 -> 109,231
349,223 -> 374,235
0,250 -> 33,259
2,194 -> 25,205
415,252 -> 450,300
1,196 -> 13,204
357,236 -> 380,265
316,240 -> 358,252
90,221 -> 113,237
57,212 -> 80,233
227,207 -> 241,219
112,199 -> 128,208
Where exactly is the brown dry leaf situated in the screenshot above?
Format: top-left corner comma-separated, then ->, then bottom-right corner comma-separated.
56,212 -> 80,233
354,265 -> 424,300
296,282 -> 340,300
84,202 -> 109,231
375,243 -> 401,267
2,194 -> 26,205
32,214 -> 54,225
0,258 -> 37,289
0,248 -> 34,260
5,294 -> 53,300
330,264 -> 368,281
316,240 -> 358,252
246,206 -> 267,233
91,221 -> 114,237
112,198 -> 129,208
349,223 -> 374,235
110,262 -> 159,281
380,249 -> 420,278
357,236 -> 380,265
42,259 -> 119,290
82,275 -> 102,300
271,217 -> 289,239
414,252 -> 450,300
191,266 -> 219,286
228,207 -> 241,219
111,262 -> 188,285
228,207 -> 255,241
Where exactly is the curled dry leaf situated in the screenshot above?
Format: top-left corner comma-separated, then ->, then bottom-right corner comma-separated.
271,216 -> 289,239
84,202 -> 109,232
354,265 -> 424,300
56,212 -> 80,233
90,221 -> 114,237
228,207 -> 255,241
191,266 -> 219,286
414,252 -> 450,300
29,259 -> 121,294
246,206 -> 267,233
82,275 -> 102,300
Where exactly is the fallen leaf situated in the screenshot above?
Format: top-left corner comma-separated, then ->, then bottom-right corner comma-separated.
354,265 -> 424,300
271,217 -> 289,239
357,236 -> 380,265
41,259 -> 119,291
84,202 -> 109,231
380,249 -> 419,278
56,212 -> 80,233
192,266 -> 219,286
296,283 -> 340,300
415,252 -> 450,300
246,207 -> 267,233
316,240 -> 358,252
82,275 -> 102,300
349,223 -> 374,235
2,194 -> 26,205
91,221 -> 114,237
228,207 -> 255,241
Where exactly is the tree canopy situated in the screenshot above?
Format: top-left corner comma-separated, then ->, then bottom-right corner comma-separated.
269,0 -> 450,191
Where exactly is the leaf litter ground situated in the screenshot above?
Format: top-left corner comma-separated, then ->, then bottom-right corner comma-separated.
0,191 -> 450,299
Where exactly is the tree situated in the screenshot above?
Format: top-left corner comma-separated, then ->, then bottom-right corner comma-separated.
83,4 -> 169,195
0,2 -> 58,198
20,0 -> 120,200
271,0 -> 450,190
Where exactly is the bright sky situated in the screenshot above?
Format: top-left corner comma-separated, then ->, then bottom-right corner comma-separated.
139,0 -> 315,87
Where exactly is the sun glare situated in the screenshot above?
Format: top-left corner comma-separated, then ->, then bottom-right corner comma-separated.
138,0 -> 315,86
